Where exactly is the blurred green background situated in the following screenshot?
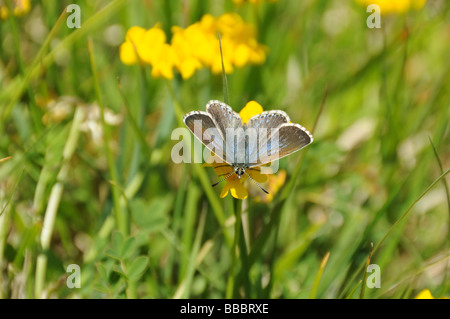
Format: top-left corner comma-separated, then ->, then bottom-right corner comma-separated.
0,0 -> 449,299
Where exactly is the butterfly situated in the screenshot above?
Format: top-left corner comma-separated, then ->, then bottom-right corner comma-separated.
183,100 -> 313,193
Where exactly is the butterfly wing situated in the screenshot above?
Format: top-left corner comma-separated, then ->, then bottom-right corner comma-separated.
206,100 -> 243,164
183,111 -> 228,163
246,110 -> 290,129
245,111 -> 290,165
206,100 -> 243,134
248,122 -> 313,167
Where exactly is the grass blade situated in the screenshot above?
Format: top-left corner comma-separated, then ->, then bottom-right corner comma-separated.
88,38 -> 127,235
309,252 -> 330,299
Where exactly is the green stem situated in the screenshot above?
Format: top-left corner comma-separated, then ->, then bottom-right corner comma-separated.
359,243 -> 373,299
218,34 -> 230,105
309,252 -> 330,299
88,39 -> 128,235
226,198 -> 242,298
117,78 -> 149,158
237,200 -> 251,298
34,106 -> 85,298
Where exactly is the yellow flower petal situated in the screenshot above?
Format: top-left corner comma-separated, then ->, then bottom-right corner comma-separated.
125,26 -> 147,44
247,168 -> 268,184
233,44 -> 251,68
239,101 -> 264,124
177,57 -> 203,79
138,27 -> 167,64
119,42 -> 139,65
229,181 -> 248,199
149,43 -> 177,80
415,289 -> 434,299
220,181 -> 232,198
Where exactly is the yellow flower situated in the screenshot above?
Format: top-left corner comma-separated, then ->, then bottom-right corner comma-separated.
170,13 -> 266,75
0,0 -> 30,19
120,24 -> 177,79
207,162 -> 268,200
356,0 -> 426,14
214,13 -> 268,72
120,13 -> 267,79
206,101 -> 270,200
415,289 -> 449,299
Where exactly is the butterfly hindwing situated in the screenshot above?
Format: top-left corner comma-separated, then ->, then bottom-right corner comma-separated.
246,110 -> 290,130
248,123 -> 313,167
245,111 -> 291,165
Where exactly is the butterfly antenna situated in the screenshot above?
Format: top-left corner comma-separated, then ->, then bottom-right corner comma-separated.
244,172 -> 269,194
212,170 -> 235,187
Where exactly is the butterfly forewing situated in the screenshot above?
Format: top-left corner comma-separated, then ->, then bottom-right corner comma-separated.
206,100 -> 243,134
206,100 -> 243,165
183,111 -> 228,163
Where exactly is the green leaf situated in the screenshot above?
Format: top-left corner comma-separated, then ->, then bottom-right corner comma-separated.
127,256 -> 149,282
105,232 -> 137,261
130,196 -> 171,233
96,259 -> 115,280
96,263 -> 108,281
120,237 -> 136,260
93,282 -> 110,295
105,248 -> 122,261
113,264 -> 127,278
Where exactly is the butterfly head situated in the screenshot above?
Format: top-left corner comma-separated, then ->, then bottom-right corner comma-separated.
234,165 -> 247,179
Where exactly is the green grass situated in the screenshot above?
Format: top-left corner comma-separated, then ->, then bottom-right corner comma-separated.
0,0 -> 449,299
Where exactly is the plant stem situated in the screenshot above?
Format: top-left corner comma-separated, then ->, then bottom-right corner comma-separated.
226,198 -> 242,298
88,39 -> 128,235
218,34 -> 230,105
34,106 -> 85,298
360,243 -> 373,299
309,252 -> 330,299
